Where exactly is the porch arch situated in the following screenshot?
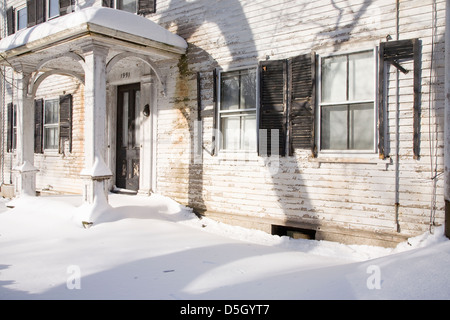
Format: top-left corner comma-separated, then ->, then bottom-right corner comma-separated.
29,69 -> 85,98
106,52 -> 166,94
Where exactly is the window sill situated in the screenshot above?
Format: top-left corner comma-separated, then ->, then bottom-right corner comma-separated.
216,150 -> 259,162
309,153 -> 391,168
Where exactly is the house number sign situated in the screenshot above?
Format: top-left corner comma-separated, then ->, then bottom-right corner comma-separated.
121,72 -> 131,79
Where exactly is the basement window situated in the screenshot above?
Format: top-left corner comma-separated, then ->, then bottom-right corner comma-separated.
271,225 -> 316,240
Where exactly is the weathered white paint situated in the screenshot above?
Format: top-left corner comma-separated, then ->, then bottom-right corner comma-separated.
444,0 -> 450,238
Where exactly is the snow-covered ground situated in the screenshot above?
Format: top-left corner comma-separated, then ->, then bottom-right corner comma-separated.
0,193 -> 449,300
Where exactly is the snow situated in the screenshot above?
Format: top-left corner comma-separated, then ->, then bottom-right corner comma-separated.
0,7 -> 187,53
0,193 -> 449,300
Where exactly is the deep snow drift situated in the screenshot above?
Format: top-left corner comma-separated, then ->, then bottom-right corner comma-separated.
0,193 -> 449,300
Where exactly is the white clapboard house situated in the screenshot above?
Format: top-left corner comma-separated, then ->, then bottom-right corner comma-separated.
0,0 -> 449,247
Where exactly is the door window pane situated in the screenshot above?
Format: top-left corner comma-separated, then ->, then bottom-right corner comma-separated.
122,92 -> 129,148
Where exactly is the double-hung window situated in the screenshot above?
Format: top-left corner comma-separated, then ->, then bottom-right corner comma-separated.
17,7 -> 28,31
319,50 -> 375,152
43,99 -> 59,150
218,68 -> 257,152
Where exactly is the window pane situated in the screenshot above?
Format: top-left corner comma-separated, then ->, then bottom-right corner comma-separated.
44,127 -> 58,149
321,105 -> 348,150
134,90 -> 141,148
17,8 -> 27,30
240,69 -> 256,109
49,0 -> 59,18
349,103 -> 374,150
122,92 -> 129,148
321,55 -> 347,103
118,0 -> 137,14
349,51 -> 374,101
44,100 -> 58,124
221,72 -> 240,111
242,114 -> 256,150
221,116 -> 240,150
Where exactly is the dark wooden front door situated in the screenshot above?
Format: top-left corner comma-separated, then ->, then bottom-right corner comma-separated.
116,83 -> 141,191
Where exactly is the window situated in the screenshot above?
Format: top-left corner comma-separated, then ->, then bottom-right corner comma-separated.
43,99 -> 59,150
35,95 -> 72,154
48,0 -> 60,19
218,68 -> 257,151
17,7 -> 28,30
102,0 -> 156,15
117,0 -> 137,14
319,50 -> 375,151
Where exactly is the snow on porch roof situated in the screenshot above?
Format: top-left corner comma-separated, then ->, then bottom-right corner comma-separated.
0,7 -> 187,56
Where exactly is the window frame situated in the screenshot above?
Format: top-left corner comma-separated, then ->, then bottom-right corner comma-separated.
317,47 -> 378,154
43,98 -> 60,151
217,66 -> 259,153
16,5 -> 28,31
47,0 -> 60,20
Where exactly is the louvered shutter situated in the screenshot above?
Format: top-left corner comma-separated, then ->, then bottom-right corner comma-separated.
288,53 -> 316,157
378,38 -> 420,159
101,0 -> 113,8
36,0 -> 45,24
7,103 -> 13,152
59,94 -> 72,154
34,99 -> 43,154
138,0 -> 156,15
259,59 -> 287,157
6,7 -> 15,36
59,0 -> 74,16
27,0 -> 45,27
211,68 -> 218,156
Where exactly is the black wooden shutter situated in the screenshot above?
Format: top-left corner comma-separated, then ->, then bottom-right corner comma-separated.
7,103 -> 13,152
6,7 -> 15,36
138,0 -> 156,15
27,0 -> 45,27
288,53 -> 316,157
36,0 -> 45,24
101,0 -> 113,8
378,38 -> 420,159
34,99 -> 44,154
59,94 -> 72,154
259,59 -> 288,157
27,0 -> 36,27
59,0 -> 74,16
211,69 -> 218,156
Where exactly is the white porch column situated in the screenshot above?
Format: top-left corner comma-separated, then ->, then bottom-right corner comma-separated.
13,63 -> 38,197
79,43 -> 112,223
444,0 -> 450,239
138,75 -> 156,195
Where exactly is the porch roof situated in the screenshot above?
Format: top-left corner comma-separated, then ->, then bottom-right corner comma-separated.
0,7 -> 187,61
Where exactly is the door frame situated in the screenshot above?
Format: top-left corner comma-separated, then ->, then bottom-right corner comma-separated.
116,82 -> 141,191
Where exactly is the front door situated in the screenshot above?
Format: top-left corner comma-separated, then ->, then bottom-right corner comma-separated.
116,83 -> 141,191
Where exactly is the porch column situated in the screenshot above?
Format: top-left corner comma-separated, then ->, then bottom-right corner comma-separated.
138,75 -> 155,195
13,63 -> 38,197
444,0 -> 450,239
79,43 -> 112,222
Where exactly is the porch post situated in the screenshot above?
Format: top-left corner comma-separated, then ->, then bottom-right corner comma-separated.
444,0 -> 450,239
13,63 -> 38,197
79,42 -> 112,223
